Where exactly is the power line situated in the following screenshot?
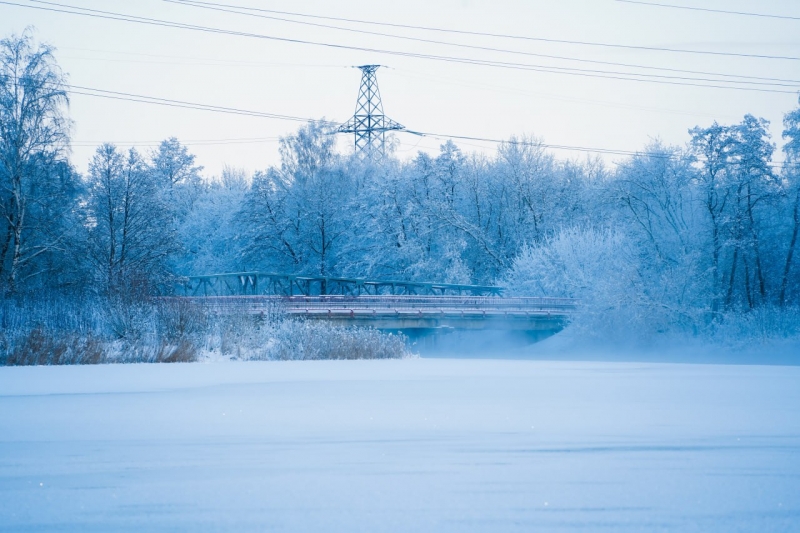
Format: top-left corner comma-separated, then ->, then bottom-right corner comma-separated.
391,68 -> 739,121
162,0 -> 800,61
67,84 -> 331,123
63,83 -> 637,157
71,136 -> 282,147
61,47 -> 349,69
61,90 -> 798,168
167,0 -> 800,86
3,1 -> 799,94
616,0 -> 800,21
411,130 -> 658,158
61,49 -> 737,121
3,1 -> 791,166
63,82 -> 800,166
57,84 -> 719,161
54,45 -> 779,122
409,130 -> 796,169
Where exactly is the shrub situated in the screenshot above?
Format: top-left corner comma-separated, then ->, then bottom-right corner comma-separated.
266,319 -> 409,361
0,297 -> 411,365
5,329 -> 105,366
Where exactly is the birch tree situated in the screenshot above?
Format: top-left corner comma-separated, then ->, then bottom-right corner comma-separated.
0,31 -> 71,292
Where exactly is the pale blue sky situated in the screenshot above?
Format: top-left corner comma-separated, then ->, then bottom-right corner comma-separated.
2,0 -> 799,176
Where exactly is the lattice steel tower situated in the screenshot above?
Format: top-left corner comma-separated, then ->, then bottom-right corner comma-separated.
338,65 -> 404,159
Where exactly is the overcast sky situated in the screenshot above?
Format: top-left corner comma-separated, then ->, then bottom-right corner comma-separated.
3,0 -> 799,177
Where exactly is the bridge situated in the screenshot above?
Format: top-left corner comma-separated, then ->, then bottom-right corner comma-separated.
177,273 -> 575,341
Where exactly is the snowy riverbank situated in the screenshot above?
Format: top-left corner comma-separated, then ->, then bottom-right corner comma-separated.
1,357 -> 798,532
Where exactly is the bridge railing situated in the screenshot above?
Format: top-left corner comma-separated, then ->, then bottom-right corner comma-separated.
178,272 -> 503,297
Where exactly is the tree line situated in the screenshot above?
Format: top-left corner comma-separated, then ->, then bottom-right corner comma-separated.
2,32 -> 799,332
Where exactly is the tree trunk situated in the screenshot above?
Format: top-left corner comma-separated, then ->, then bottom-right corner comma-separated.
709,202 -> 721,314
725,247 -> 738,309
0,212 -> 14,283
745,183 -> 767,304
8,175 -> 25,293
779,188 -> 800,306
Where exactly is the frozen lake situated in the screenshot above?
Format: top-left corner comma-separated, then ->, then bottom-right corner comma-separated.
1,358 -> 799,532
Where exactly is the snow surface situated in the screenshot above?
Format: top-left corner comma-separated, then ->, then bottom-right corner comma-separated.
1,358 -> 799,532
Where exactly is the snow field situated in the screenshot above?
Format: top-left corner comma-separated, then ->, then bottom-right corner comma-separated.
0,358 -> 799,532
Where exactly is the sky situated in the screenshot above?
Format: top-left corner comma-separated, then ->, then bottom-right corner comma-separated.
2,0 -> 799,177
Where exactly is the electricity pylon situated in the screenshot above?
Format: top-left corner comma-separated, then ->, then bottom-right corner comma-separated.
338,65 -> 404,159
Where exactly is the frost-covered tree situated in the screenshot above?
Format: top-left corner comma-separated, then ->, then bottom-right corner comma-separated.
614,144 -> 695,260
151,137 -> 203,187
495,137 -> 558,244
83,144 -> 176,295
724,116 -> 777,308
780,99 -> 800,306
150,137 -> 203,220
689,121 -> 735,312
611,144 -> 708,321
503,111 -> 794,338
688,117 -> 777,311
502,227 -> 662,338
404,145 -> 476,283
238,121 -> 354,279
0,30 -> 73,292
176,166 -> 249,275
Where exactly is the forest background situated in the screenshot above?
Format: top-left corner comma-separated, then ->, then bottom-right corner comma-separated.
2,31 -> 800,361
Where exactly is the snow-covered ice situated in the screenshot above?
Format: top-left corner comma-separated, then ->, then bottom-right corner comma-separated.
1,358 -> 799,532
